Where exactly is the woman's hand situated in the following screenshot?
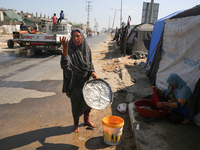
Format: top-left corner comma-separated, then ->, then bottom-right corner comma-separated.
157,102 -> 165,108
91,72 -> 98,80
157,102 -> 178,109
60,36 -> 68,56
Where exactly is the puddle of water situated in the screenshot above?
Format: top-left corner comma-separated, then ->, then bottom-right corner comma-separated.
0,48 -> 32,63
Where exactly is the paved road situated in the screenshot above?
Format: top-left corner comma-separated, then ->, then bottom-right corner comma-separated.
0,33 -> 113,150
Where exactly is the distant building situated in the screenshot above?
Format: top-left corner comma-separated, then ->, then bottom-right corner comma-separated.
73,23 -> 84,30
0,8 -> 51,33
0,8 -> 23,25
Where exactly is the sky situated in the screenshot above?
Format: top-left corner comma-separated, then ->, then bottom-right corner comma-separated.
1,0 -> 200,31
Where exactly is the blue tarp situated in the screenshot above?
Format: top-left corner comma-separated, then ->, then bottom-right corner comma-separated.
147,10 -> 185,64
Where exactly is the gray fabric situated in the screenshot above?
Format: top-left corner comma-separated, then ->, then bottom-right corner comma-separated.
60,28 -> 95,121
163,73 -> 192,100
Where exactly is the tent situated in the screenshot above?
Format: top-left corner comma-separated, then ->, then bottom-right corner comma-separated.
147,5 -> 200,121
126,23 -> 154,55
146,10 -> 185,64
147,5 -> 200,91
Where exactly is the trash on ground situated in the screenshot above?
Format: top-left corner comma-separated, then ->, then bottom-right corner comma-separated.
119,68 -> 125,80
128,51 -> 148,59
117,103 -> 127,113
136,124 -> 139,130
78,137 -> 85,141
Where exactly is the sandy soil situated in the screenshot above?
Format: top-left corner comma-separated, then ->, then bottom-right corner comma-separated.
92,37 -> 152,99
87,36 -> 153,149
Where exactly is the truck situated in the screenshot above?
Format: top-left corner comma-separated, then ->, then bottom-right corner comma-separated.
7,21 -> 72,54
86,28 -> 92,37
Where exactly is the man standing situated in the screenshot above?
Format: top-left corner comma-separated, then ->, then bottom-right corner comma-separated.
52,13 -> 57,32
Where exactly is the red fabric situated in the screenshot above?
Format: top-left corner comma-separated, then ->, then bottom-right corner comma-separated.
152,88 -> 159,110
128,21 -> 130,28
52,16 -> 57,23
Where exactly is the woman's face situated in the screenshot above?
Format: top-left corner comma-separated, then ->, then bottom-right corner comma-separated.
170,83 -> 177,93
72,31 -> 82,46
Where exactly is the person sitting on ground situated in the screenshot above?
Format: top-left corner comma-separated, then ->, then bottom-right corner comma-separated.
57,10 -> 64,23
60,28 -> 98,133
52,13 -> 57,32
152,73 -> 192,124
20,21 -> 27,30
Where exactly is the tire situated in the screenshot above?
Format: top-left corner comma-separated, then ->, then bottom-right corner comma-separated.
7,39 -> 14,48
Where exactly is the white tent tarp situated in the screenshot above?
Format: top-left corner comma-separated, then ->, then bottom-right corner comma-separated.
156,15 -> 200,92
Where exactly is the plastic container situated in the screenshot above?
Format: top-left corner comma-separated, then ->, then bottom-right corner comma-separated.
102,116 -> 124,145
134,99 -> 170,118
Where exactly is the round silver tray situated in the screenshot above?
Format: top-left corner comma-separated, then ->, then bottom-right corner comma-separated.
83,79 -> 113,110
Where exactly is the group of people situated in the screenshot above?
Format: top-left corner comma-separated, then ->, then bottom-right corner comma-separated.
112,23 -> 129,56
59,27 -> 193,133
20,21 -> 38,32
52,10 -> 65,32
20,10 -> 65,33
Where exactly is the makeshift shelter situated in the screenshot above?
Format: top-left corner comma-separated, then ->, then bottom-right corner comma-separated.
147,5 -> 200,120
3,10 -> 23,23
147,5 -> 200,90
146,10 -> 185,64
126,23 -> 154,55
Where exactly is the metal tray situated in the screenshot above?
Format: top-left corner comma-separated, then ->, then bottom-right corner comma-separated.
83,79 -> 113,110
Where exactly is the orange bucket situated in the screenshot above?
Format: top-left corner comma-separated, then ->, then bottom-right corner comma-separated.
102,116 -> 124,145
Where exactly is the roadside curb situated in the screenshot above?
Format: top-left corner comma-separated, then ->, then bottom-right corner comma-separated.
128,102 -> 139,150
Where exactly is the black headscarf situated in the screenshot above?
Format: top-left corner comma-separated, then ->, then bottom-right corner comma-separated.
67,28 -> 94,76
61,28 -> 95,94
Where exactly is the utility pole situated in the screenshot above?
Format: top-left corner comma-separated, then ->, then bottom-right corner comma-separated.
149,0 -> 154,23
120,0 -> 122,28
86,1 -> 92,28
94,18 -> 98,32
111,8 -> 119,31
108,16 -> 111,30
94,17 -> 96,32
